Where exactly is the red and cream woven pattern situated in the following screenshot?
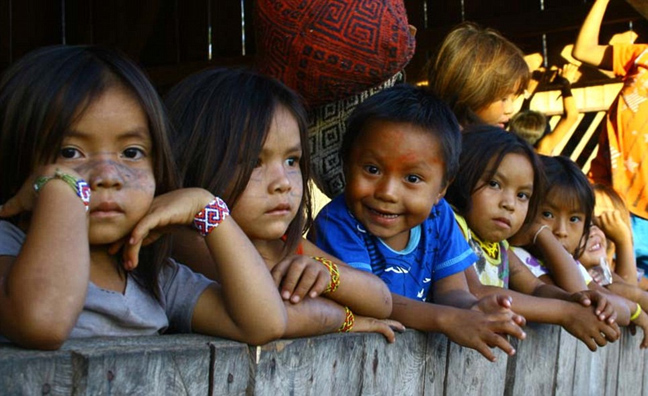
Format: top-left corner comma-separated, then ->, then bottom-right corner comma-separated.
255,0 -> 415,107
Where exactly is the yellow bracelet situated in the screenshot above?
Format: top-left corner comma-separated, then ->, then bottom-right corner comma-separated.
312,256 -> 340,294
337,306 -> 355,332
631,303 -> 642,322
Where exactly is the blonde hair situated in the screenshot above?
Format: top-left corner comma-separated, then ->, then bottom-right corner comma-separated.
509,110 -> 547,145
426,22 -> 529,126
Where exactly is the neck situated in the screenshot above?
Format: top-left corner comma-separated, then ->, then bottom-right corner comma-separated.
252,238 -> 286,268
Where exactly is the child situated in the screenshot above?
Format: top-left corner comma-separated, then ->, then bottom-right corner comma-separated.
510,64 -> 580,153
592,183 -> 641,287
311,84 -> 528,362
425,22 -> 529,128
572,0 -> 648,275
509,155 -> 647,346
165,68 -> 400,340
445,126 -> 621,351
0,46 -> 287,349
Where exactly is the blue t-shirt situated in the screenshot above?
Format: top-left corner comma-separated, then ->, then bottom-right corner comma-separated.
311,195 -> 477,301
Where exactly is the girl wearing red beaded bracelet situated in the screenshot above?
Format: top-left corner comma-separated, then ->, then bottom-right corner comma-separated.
166,68 -> 403,342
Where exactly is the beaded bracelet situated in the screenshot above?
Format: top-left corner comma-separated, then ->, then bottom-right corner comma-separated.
631,303 -> 643,322
312,256 -> 340,294
338,306 -> 355,333
193,197 -> 230,237
33,170 -> 91,211
533,225 -> 550,245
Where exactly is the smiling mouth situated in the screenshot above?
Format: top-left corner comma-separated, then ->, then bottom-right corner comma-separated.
368,207 -> 399,219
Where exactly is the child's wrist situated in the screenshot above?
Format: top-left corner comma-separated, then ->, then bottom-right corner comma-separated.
311,256 -> 340,294
337,306 -> 355,332
33,169 -> 91,211
193,197 -> 230,237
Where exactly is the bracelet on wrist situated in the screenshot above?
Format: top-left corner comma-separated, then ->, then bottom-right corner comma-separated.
533,225 -> 550,245
312,256 -> 340,294
33,169 -> 91,211
631,303 -> 642,322
338,306 -> 355,333
193,197 -> 230,237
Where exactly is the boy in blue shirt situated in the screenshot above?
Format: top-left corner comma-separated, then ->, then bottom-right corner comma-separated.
311,84 -> 527,361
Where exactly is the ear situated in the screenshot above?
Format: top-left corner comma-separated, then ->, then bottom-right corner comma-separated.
435,184 -> 449,205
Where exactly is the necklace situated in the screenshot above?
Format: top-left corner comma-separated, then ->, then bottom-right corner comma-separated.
471,232 -> 500,261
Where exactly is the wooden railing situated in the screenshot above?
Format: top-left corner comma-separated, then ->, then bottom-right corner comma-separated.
1,324 -> 645,395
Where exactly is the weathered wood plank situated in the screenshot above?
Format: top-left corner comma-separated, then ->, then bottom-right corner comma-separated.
504,322 -> 561,396
555,327 -> 579,394
361,330 -> 429,396
252,333 -> 366,396
617,330 -> 645,396
0,346 -> 74,396
445,338 -> 507,395
423,332 -> 450,396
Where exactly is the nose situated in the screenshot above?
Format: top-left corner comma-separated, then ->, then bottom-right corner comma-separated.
374,177 -> 398,203
88,159 -> 124,190
500,190 -> 515,211
268,163 -> 292,194
553,218 -> 569,239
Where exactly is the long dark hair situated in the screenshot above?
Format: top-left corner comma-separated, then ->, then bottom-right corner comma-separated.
165,68 -> 311,256
0,45 -> 179,299
446,125 -> 545,226
542,155 -> 594,259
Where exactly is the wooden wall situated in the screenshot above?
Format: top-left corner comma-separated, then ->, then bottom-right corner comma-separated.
1,325 -> 646,395
1,0 -> 646,93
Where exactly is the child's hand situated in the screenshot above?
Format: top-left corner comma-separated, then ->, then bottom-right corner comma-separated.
594,210 -> 632,244
628,310 -> 648,349
560,63 -> 579,84
271,255 -> 332,303
569,290 -> 616,324
508,221 -> 545,247
352,315 -> 405,343
588,269 -> 605,285
561,303 -> 620,351
122,188 -> 215,270
0,165 -> 82,218
473,294 -> 526,326
444,309 -> 527,362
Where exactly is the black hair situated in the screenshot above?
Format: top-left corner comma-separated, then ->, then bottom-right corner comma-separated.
0,45 -> 179,299
446,124 -> 545,225
541,155 -> 594,258
166,68 -> 311,256
341,83 -> 461,187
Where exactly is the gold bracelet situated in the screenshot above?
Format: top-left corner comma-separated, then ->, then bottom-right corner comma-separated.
337,306 -> 355,332
631,303 -> 642,322
312,256 -> 340,294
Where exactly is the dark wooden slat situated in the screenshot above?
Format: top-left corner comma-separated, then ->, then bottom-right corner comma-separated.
177,1 -> 209,62
243,0 -> 256,56
64,0 -> 93,45
9,0 -> 62,61
0,0 -> 10,68
464,0 -> 540,21
211,0 -> 242,57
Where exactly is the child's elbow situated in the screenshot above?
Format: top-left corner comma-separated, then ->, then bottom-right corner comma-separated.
244,321 -> 286,346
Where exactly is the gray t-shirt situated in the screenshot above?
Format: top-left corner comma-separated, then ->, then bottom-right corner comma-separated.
0,220 -> 214,339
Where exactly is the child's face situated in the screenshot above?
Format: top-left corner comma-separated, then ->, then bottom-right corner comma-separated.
537,189 -> 586,255
57,86 -> 156,245
474,92 -> 516,128
231,106 -> 303,242
344,121 -> 447,250
578,225 -> 607,268
466,153 -> 533,243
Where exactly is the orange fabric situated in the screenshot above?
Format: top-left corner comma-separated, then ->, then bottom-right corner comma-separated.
589,44 -> 648,219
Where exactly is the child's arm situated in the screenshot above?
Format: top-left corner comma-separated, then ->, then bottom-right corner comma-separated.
572,0 -> 613,70
538,65 -> 580,155
276,239 -> 393,318
466,266 -> 620,351
0,166 -> 90,350
596,211 -> 637,284
127,188 -> 287,345
390,293 -> 525,362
